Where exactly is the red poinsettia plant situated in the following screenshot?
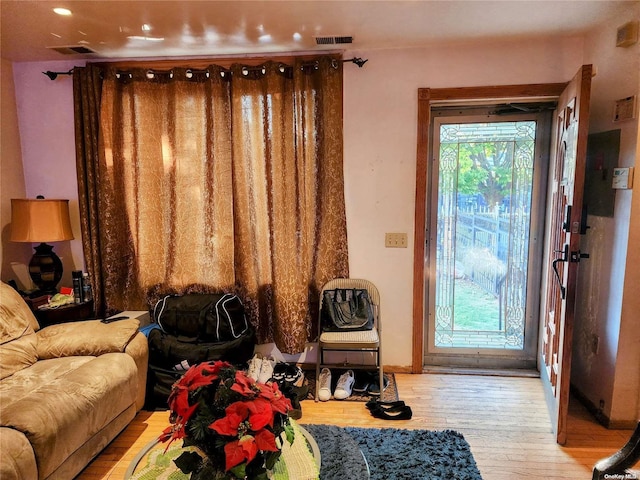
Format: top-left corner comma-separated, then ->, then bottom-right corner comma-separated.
159,360 -> 294,480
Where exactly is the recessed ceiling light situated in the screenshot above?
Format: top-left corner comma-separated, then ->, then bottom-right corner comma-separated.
293,32 -> 302,41
53,7 -> 72,16
142,24 -> 152,32
258,34 -> 272,43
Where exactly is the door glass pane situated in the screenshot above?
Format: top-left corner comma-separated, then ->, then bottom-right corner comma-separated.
435,121 -> 536,349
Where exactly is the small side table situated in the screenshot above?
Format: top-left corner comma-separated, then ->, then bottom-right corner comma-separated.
34,300 -> 95,328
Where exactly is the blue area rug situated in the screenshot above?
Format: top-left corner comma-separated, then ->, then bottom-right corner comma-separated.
302,424 -> 483,480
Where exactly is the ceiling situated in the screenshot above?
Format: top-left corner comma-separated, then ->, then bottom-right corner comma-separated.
1,1 -> 636,63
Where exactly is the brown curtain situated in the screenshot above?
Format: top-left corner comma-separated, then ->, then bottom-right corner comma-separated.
73,64 -> 105,315
74,56 -> 348,353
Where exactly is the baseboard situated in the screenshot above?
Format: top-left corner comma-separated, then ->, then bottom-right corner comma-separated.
570,384 -> 611,427
422,365 -> 540,378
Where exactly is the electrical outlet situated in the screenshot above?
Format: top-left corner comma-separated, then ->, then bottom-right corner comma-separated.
385,232 -> 407,248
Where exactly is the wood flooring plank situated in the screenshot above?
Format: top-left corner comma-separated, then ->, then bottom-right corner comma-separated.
75,373 -> 638,479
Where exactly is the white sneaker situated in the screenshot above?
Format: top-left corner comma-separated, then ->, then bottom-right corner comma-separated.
246,354 -> 262,381
334,370 -> 355,400
257,356 -> 276,383
318,368 -> 332,401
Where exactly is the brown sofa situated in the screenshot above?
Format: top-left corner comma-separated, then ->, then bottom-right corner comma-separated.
0,281 -> 148,480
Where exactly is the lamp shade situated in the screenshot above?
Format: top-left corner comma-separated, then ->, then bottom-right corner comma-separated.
10,198 -> 74,243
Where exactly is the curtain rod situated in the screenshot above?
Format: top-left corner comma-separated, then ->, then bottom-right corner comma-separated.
41,57 -> 368,80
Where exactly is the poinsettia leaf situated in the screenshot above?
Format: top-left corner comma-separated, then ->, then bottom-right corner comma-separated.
254,429 -> 278,452
264,450 -> 281,470
224,440 -> 247,471
284,422 -> 295,445
239,434 -> 259,462
247,398 -> 273,430
174,451 -> 203,474
230,462 -> 247,479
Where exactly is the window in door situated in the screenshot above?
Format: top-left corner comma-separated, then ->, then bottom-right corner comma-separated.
425,107 -> 551,368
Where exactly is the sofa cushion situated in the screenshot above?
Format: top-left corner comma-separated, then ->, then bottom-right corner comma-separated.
0,282 -> 40,379
0,354 -> 138,479
36,318 -> 140,359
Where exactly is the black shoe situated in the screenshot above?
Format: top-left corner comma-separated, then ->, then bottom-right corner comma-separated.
369,404 -> 412,420
353,372 -> 371,393
367,375 -> 389,396
366,399 -> 405,410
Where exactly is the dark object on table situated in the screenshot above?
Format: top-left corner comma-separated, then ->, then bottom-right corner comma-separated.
101,316 -> 129,324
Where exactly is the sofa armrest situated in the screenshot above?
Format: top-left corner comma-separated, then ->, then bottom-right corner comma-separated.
124,332 -> 149,411
0,427 -> 38,480
36,319 -> 140,359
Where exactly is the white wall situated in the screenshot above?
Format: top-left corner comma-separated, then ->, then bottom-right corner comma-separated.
572,5 -> 640,426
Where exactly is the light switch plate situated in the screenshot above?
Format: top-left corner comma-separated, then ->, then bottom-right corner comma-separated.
385,232 -> 407,248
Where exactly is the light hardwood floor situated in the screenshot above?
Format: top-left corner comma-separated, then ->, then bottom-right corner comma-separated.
77,373 -> 638,479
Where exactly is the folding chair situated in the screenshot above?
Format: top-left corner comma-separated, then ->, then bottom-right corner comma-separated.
315,278 -> 383,401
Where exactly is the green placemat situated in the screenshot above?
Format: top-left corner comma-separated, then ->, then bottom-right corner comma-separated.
126,420 -> 319,480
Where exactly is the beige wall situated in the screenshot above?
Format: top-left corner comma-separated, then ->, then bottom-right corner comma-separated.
0,58 -> 31,288
572,4 -> 640,426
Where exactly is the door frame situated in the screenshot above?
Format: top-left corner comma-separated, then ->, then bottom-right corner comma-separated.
411,84 -> 568,373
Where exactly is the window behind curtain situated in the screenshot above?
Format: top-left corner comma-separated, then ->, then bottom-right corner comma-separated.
76,57 -> 348,353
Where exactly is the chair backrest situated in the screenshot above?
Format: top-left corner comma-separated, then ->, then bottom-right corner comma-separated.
318,278 -> 381,332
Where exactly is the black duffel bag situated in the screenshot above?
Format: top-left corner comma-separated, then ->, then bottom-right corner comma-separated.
153,293 -> 248,343
145,324 -> 256,409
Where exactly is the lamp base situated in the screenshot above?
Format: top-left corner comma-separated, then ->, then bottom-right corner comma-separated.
28,243 -> 63,295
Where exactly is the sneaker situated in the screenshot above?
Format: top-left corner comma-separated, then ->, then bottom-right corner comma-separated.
318,368 -> 332,401
257,356 -> 276,383
246,354 -> 263,381
334,370 -> 355,400
367,374 -> 389,396
352,371 -> 372,393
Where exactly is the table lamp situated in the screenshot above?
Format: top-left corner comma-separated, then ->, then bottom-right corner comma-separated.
10,197 -> 74,295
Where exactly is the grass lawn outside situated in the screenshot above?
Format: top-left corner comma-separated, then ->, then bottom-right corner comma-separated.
452,278 -> 501,331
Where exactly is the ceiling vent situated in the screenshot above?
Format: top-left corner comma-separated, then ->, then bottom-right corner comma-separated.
315,36 -> 353,45
47,45 -> 97,55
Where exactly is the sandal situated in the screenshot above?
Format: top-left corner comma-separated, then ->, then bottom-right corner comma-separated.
369,404 -> 413,420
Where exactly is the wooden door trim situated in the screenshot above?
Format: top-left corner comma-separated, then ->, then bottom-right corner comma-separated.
412,83 -> 567,373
